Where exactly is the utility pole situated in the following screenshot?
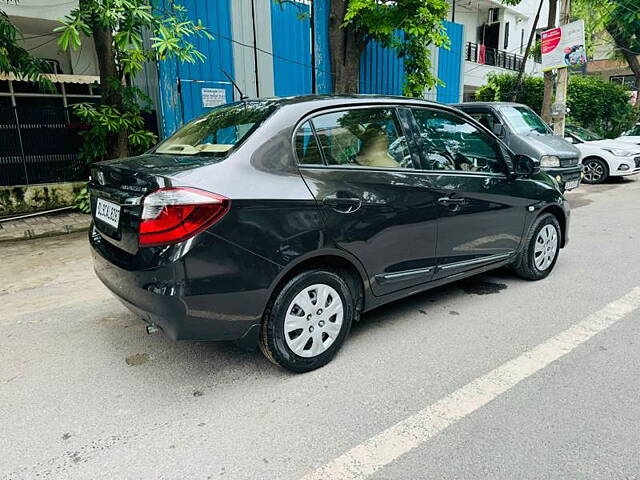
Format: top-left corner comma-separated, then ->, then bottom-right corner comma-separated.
541,0 -> 558,123
553,0 -> 571,136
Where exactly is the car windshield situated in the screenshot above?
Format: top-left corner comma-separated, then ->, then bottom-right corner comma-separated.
623,124 -> 640,136
566,125 -> 603,142
154,101 -> 277,156
498,106 -> 551,135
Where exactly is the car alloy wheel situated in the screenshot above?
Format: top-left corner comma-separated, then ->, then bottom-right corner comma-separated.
534,224 -> 558,271
283,284 -> 344,358
583,159 -> 607,184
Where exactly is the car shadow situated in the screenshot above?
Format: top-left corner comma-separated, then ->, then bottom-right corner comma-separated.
97,268 -> 521,385
350,268 -> 517,339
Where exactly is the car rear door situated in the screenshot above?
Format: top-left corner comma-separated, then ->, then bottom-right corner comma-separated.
409,106 -> 528,279
294,106 -> 440,296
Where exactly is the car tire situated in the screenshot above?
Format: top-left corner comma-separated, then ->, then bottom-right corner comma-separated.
582,158 -> 609,184
512,213 -> 561,281
259,269 -> 354,373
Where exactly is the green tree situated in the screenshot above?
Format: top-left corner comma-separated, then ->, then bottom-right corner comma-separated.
323,0 -> 522,97
330,0 -> 450,97
604,1 -> 640,104
573,0 -> 640,107
56,0 -> 212,161
476,73 -> 545,113
0,9 -> 51,84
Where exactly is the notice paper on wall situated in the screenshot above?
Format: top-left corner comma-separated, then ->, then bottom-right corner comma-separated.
201,88 -> 227,108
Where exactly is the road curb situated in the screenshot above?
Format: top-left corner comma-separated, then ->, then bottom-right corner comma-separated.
0,221 -> 90,243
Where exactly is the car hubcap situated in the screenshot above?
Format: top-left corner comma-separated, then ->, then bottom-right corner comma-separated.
284,284 -> 344,358
534,224 -> 559,271
584,161 -> 604,182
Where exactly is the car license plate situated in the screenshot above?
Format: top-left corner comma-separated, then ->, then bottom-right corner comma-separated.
95,198 -> 121,229
564,179 -> 579,190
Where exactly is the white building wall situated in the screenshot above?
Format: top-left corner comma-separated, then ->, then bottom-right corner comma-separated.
7,1 -> 99,76
230,0 -> 275,99
2,0 -> 76,22
450,0 -> 553,94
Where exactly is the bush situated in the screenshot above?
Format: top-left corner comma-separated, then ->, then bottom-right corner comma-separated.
73,186 -> 90,214
567,76 -> 635,138
475,72 -> 636,137
475,73 -> 544,113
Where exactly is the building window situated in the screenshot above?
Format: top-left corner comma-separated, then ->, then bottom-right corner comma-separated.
504,22 -> 510,50
610,75 -> 636,89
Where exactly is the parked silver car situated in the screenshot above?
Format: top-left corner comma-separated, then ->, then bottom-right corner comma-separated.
453,102 -> 583,191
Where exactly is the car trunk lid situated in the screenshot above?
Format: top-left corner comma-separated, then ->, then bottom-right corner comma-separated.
89,154 -> 208,255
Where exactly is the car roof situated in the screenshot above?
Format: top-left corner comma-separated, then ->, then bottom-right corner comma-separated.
227,94 -> 447,110
451,102 -> 525,108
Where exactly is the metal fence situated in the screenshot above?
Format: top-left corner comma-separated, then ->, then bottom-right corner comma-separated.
0,105 -> 88,186
465,42 -> 525,72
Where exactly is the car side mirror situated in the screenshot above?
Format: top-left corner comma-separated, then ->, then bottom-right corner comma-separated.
492,123 -> 506,138
513,154 -> 540,176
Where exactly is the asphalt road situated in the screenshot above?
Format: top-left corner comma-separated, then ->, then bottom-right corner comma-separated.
1,177 -> 640,480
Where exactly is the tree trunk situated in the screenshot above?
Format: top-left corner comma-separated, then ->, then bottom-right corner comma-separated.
329,0 -> 366,94
607,22 -> 640,109
541,0 -> 558,123
86,0 -> 128,160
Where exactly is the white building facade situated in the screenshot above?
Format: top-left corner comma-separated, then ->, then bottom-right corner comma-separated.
450,0 -> 550,100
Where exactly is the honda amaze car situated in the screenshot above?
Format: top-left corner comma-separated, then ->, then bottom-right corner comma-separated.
89,96 -> 570,373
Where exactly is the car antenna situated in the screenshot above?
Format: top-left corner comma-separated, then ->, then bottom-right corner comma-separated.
222,70 -> 249,101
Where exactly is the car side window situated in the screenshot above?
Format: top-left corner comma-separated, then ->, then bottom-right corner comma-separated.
295,121 -> 324,165
411,108 -> 506,175
309,108 -> 412,169
467,110 -> 502,133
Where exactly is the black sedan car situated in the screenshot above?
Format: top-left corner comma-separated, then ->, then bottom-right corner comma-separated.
89,95 -> 570,372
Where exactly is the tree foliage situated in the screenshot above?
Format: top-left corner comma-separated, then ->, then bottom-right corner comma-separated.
476,73 -> 545,113
573,0 -> 640,102
56,0 -> 212,161
342,0 -> 449,96
477,72 -> 635,137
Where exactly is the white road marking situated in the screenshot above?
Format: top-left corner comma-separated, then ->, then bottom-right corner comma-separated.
301,287 -> 640,480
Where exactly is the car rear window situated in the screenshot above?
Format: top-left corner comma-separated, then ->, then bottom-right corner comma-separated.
154,101 -> 277,157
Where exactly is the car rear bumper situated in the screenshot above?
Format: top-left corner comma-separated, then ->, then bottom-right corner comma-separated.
90,225 -> 280,343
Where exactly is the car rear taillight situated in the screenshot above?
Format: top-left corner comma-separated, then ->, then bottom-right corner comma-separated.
139,187 -> 230,247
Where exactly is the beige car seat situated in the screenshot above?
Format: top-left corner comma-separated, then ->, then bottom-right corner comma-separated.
355,125 -> 400,168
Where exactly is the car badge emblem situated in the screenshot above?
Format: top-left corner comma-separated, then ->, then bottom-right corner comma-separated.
97,171 -> 106,185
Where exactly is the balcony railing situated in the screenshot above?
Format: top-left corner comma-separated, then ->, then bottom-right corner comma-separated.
465,42 -> 525,72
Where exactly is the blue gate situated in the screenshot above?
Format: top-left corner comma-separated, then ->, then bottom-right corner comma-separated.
436,21 -> 464,104
271,0 -> 312,97
156,0 -> 235,137
360,35 -> 405,95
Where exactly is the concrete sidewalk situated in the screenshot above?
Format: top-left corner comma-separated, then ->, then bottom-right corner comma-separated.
0,211 -> 90,242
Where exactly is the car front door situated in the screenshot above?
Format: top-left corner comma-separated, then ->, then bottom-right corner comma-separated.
409,107 -> 528,279
294,106 -> 440,296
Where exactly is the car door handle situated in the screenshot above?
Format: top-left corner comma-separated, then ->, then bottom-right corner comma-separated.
322,194 -> 362,214
438,196 -> 466,206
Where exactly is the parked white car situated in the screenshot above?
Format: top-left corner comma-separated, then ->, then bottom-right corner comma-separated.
564,125 -> 640,184
617,123 -> 640,146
